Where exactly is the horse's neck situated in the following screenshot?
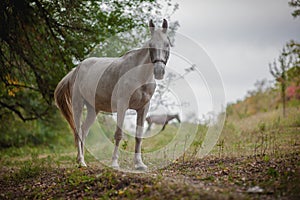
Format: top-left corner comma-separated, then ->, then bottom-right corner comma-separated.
121,44 -> 151,67
119,46 -> 153,81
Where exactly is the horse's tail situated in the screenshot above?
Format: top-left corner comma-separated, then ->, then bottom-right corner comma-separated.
54,65 -> 80,146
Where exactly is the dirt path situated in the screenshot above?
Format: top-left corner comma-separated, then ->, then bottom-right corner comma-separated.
1,152 -> 299,199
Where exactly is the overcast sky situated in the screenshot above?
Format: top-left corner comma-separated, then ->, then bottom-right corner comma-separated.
171,0 -> 300,104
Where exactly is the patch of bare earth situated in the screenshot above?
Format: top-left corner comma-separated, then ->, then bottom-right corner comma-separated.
0,152 -> 299,199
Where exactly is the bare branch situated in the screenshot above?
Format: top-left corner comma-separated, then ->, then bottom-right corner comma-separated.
0,101 -> 38,122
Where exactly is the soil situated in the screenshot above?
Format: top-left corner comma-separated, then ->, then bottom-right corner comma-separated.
0,152 -> 299,199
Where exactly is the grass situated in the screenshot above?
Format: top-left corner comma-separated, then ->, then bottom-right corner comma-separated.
0,106 -> 299,199
1,151 -> 298,199
213,106 -> 300,158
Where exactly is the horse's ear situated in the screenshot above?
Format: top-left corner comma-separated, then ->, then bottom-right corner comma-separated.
162,19 -> 168,33
149,19 -> 155,35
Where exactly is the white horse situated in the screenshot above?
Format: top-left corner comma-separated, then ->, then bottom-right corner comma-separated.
146,114 -> 181,131
54,19 -> 170,170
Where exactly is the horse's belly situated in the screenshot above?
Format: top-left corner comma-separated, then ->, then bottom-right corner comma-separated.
94,93 -> 116,113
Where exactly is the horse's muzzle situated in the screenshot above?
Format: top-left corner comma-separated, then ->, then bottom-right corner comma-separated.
154,63 -> 165,80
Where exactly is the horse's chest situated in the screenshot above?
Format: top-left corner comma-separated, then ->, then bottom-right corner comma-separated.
129,83 -> 155,109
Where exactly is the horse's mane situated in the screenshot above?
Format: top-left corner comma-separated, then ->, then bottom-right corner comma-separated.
120,40 -> 150,58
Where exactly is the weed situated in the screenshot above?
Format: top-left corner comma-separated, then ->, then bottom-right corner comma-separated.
122,140 -> 128,150
254,122 -> 271,159
263,155 -> 270,162
200,176 -> 215,181
217,139 -> 224,158
267,167 -> 279,178
258,122 -> 267,132
13,160 -> 43,181
67,171 -> 95,187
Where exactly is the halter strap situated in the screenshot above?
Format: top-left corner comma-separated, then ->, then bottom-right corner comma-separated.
153,59 -> 167,65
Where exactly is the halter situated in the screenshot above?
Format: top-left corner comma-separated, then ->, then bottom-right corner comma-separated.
153,59 -> 167,65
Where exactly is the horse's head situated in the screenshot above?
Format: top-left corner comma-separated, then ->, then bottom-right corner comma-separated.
148,19 -> 170,80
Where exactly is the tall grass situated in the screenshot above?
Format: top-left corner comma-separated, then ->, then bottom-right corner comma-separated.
213,106 -> 300,158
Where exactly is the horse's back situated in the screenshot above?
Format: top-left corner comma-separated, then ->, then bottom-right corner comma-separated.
78,57 -> 117,87
80,57 -> 116,71
147,115 -> 167,124
76,57 -> 118,110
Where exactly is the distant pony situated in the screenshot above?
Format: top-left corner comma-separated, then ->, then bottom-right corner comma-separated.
146,114 -> 181,132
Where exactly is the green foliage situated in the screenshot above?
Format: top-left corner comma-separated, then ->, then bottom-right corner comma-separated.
0,110 -> 72,149
7,154 -> 53,182
268,40 -> 300,117
267,167 -> 279,178
269,48 -> 293,117
287,66 -> 300,84
0,0 -> 179,148
14,160 -> 44,181
122,139 -> 128,150
0,0 -> 178,121
289,0 -> 300,18
67,171 -> 95,187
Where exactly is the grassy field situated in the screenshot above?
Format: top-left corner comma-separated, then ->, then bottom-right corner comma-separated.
0,107 -> 299,199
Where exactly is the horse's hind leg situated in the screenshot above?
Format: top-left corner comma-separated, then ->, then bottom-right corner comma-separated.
72,92 -> 85,167
146,122 -> 152,132
80,102 -> 96,164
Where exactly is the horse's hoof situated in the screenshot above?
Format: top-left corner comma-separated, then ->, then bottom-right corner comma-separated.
78,161 -> 87,168
111,160 -> 120,169
111,164 -> 120,169
135,164 -> 148,171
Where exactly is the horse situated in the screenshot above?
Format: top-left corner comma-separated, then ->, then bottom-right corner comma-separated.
146,114 -> 181,132
54,19 -> 170,170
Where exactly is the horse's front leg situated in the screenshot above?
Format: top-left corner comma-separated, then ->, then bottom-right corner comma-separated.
112,106 -> 126,169
134,103 -> 149,170
161,121 -> 168,131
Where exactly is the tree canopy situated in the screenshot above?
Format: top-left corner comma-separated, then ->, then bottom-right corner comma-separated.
0,0 -> 178,121
289,0 -> 300,18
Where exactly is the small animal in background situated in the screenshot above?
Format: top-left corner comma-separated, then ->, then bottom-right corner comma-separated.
146,114 -> 181,132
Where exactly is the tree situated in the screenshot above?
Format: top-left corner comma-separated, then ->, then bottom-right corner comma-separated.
269,48 -> 293,117
285,41 -> 300,100
289,0 -> 300,18
286,1 -> 300,100
267,1 -> 300,117
0,0 -> 178,121
286,40 -> 300,76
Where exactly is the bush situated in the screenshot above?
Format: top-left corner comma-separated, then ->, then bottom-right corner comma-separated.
0,110 -> 72,149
